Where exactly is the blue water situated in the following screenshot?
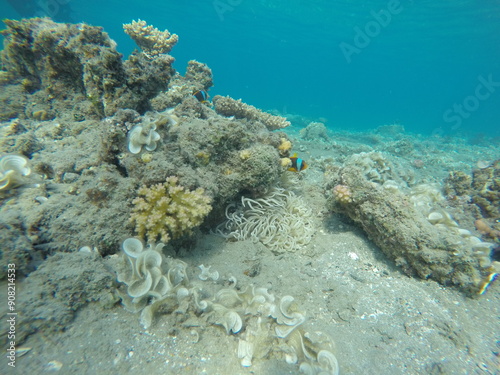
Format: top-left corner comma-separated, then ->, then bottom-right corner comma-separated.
2,0 -> 500,137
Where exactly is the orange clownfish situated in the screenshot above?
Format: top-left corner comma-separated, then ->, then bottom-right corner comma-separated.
193,90 -> 210,104
288,153 -> 308,172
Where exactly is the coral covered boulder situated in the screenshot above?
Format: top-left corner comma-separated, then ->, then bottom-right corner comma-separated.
326,152 -> 498,296
0,17 -> 175,119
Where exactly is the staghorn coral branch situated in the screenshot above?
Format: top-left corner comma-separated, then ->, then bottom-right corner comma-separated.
123,19 -> 178,57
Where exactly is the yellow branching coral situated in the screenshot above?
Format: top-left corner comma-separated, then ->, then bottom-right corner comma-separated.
239,149 -> 252,160
278,137 -> 292,156
130,176 -> 212,243
280,157 -> 292,168
123,19 -> 178,56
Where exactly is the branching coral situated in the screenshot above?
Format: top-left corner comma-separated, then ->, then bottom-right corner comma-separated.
129,176 -> 212,243
216,188 -> 314,253
212,95 -> 290,131
123,19 -> 178,57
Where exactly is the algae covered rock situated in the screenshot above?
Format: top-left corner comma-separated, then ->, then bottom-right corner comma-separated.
0,17 -> 175,120
15,252 -> 116,344
471,159 -> 500,218
327,152 -> 498,296
0,18 -> 126,118
299,121 -> 329,141
123,19 -> 178,56
444,170 -> 473,197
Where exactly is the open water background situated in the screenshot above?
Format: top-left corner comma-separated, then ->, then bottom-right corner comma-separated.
2,0 -> 500,137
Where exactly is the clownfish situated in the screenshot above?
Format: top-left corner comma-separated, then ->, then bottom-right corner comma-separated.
193,90 -> 210,103
288,153 -> 308,172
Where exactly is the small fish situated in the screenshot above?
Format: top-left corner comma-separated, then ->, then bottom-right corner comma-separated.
193,90 -> 210,103
478,272 -> 498,295
288,153 -> 308,172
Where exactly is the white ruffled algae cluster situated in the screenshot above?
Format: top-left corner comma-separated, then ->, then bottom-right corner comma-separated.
116,238 -> 189,329
127,117 -> 161,154
0,154 -> 31,190
115,238 -> 339,374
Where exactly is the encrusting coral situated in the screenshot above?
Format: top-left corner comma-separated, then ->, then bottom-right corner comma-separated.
213,95 -> 290,131
123,19 -> 178,57
332,184 -> 352,204
129,176 -> 212,243
277,137 -> 292,156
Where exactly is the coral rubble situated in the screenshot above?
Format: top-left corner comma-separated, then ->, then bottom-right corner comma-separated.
445,160 -> 500,240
